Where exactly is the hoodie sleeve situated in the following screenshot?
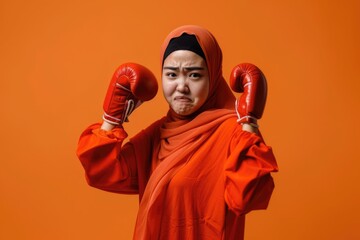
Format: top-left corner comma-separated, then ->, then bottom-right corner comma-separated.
76,123 -> 140,194
224,129 -> 279,216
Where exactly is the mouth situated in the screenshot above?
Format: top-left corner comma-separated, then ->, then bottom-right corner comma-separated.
174,96 -> 192,102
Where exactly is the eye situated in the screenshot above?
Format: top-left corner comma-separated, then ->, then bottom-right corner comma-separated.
165,72 -> 177,78
189,72 -> 202,79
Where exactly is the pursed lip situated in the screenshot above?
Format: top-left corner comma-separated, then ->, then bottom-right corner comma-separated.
174,95 -> 192,102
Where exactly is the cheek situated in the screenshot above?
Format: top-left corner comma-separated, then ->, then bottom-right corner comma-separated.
192,81 -> 209,101
161,79 -> 175,100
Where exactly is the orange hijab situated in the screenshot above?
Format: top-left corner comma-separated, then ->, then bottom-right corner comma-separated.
160,25 -> 235,124
134,25 -> 237,239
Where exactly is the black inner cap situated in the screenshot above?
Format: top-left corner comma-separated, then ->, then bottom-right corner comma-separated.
163,33 -> 206,63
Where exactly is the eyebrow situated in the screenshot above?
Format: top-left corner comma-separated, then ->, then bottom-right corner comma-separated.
163,66 -> 205,71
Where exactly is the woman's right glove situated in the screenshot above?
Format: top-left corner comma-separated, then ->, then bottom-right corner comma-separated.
102,63 -> 158,125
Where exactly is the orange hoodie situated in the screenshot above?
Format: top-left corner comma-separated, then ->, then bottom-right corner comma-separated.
77,25 -> 278,240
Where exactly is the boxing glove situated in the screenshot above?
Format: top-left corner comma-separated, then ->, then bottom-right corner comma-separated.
103,63 -> 158,125
229,63 -> 267,128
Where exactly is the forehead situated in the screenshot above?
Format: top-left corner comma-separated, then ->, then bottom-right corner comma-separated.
163,50 -> 206,65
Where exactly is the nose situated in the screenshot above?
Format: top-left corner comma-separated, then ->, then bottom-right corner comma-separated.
176,77 -> 190,93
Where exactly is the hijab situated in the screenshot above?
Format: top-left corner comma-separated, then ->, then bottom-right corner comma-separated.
160,25 -> 236,125
134,25 -> 237,239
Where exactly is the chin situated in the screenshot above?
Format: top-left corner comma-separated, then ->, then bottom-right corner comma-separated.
173,107 -> 192,116
175,110 -> 192,116
171,103 -> 203,116
173,107 -> 201,117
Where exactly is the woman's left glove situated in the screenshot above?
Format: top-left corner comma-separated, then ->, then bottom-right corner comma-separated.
102,63 -> 158,125
229,63 -> 267,128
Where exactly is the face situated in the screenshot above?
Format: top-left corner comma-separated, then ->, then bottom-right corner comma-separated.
162,50 -> 209,116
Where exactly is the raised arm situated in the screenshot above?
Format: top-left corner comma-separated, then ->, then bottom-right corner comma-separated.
76,63 -> 158,193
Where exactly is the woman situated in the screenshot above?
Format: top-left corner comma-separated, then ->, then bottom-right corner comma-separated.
77,25 -> 278,240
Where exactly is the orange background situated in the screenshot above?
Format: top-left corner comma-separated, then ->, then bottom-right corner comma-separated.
1,0 -> 359,239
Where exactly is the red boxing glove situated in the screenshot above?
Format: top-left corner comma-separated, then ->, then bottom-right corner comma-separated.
102,63 -> 158,125
229,63 -> 267,128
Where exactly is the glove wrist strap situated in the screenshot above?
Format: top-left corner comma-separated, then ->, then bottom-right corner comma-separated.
235,99 -> 259,128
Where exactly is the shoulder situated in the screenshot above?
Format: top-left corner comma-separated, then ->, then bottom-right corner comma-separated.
144,117 -> 167,135
129,117 -> 167,144
217,115 -> 241,132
